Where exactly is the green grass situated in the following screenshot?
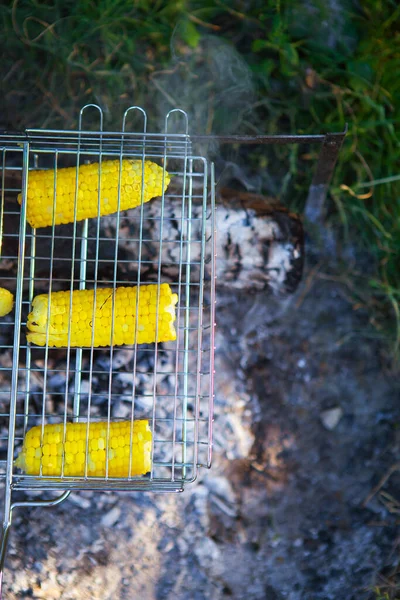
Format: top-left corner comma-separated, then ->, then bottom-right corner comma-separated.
374,584 -> 400,600
1,0 -> 400,357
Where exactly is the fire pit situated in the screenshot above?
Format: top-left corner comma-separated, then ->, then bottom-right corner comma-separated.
0,104 -> 345,590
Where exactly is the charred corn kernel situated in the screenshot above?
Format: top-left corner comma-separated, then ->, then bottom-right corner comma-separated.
0,288 -> 14,317
18,159 -> 170,228
15,420 -> 152,477
26,283 -> 178,347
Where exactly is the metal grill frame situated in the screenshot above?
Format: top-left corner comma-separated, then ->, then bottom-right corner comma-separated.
0,105 -> 216,501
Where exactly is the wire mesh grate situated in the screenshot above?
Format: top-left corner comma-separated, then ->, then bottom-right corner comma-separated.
0,105 -> 216,494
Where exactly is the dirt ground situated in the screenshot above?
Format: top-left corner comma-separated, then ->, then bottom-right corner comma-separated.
2,217 -> 400,600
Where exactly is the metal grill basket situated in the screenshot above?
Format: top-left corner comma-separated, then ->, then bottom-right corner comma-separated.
0,105 -> 216,587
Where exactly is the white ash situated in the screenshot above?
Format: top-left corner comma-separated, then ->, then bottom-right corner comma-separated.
267,241 -> 298,289
204,476 -> 237,517
101,505 -> 121,528
193,537 -> 224,579
213,206 -> 284,292
101,192 -> 301,295
212,334 -> 255,461
68,493 -> 91,510
111,401 -> 131,419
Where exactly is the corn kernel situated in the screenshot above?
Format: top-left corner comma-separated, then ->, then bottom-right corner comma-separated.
42,444 -> 50,456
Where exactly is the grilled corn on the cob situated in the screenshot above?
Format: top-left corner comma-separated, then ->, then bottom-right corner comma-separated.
0,288 -> 13,317
26,283 -> 178,347
15,420 -> 152,477
18,159 -> 170,228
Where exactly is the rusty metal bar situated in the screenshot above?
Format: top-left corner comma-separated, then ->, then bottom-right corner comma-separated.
305,127 -> 347,222
190,133 -> 330,145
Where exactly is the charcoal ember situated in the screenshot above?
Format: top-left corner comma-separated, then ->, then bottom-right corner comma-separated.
112,349 -> 134,370
0,314 -> 14,348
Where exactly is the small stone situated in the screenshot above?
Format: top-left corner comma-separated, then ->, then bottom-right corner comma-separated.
101,506 -> 121,528
320,407 -> 343,430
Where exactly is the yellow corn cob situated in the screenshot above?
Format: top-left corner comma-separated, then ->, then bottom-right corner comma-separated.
17,159 -> 170,228
26,283 -> 178,347
0,287 -> 13,317
15,420 -> 152,477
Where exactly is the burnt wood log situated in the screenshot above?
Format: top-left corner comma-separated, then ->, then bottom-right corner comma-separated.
217,188 -> 303,294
